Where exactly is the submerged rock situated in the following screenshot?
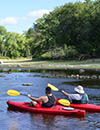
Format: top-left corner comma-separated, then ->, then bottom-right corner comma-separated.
0,75 -> 5,77
22,83 -> 33,86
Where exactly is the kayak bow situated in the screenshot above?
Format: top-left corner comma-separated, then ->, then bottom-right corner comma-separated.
70,103 -> 100,112
56,98 -> 100,112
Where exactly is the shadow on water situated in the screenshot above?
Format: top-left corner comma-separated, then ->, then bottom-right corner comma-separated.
63,79 -> 100,89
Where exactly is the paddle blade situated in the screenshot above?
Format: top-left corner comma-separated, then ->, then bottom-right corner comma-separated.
58,99 -> 70,106
7,90 -> 20,96
48,83 -> 59,91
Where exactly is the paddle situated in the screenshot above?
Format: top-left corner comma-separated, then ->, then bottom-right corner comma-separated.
7,89 -> 28,96
48,83 -> 70,106
7,88 -> 70,107
48,83 -> 69,94
48,83 -> 59,91
57,99 -> 70,106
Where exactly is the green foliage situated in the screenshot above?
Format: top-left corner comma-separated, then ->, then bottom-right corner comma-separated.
0,28 -> 31,58
41,45 -> 78,60
0,26 -> 7,35
29,0 -> 100,60
1,0 -> 100,60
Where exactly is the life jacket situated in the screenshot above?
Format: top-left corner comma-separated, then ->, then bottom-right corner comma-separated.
71,93 -> 88,104
42,95 -> 55,107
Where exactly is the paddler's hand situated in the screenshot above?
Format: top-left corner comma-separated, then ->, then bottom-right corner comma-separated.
59,89 -> 64,93
28,94 -> 31,98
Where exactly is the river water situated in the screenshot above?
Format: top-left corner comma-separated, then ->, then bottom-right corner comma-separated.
0,71 -> 100,130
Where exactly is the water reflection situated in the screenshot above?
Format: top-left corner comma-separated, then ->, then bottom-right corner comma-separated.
8,120 -> 18,130
29,113 -> 56,127
7,111 -> 86,130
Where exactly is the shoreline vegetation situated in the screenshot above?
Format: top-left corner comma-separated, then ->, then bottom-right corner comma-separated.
0,58 -> 100,80
0,58 -> 100,70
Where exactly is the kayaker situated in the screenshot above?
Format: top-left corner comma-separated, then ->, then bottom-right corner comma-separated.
60,85 -> 88,104
28,87 -> 56,107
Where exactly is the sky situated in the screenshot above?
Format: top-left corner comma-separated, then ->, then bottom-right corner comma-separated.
0,0 -> 79,34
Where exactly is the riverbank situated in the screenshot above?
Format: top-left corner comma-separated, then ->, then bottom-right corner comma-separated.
0,58 -> 100,80
0,58 -> 100,70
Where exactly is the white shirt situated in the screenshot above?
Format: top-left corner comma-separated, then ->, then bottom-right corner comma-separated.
68,93 -> 88,101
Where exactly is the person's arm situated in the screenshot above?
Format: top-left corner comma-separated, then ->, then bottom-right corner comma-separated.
61,90 -> 69,97
28,94 -> 43,102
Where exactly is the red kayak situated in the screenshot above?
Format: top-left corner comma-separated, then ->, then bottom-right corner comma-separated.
56,99 -> 100,112
70,103 -> 100,112
7,101 -> 85,117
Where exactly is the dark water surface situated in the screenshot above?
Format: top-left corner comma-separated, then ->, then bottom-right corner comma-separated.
0,72 -> 100,130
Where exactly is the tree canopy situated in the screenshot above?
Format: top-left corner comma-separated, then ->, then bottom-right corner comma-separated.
1,0 -> 100,60
29,0 -> 100,60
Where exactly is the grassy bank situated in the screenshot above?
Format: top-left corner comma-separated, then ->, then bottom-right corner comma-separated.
0,58 -> 100,70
